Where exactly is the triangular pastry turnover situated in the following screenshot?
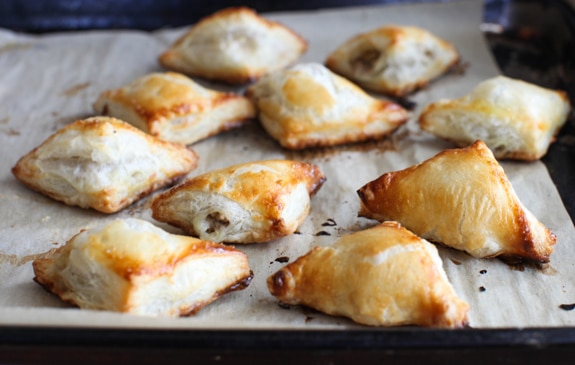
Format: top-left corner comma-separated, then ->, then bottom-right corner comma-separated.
357,140 -> 556,264
268,221 -> 469,328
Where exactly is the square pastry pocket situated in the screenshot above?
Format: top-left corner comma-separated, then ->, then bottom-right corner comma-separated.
325,25 -> 459,97
93,72 -> 255,145
419,76 -> 571,160
159,7 -> 307,84
12,117 -> 198,213
33,218 -> 253,317
246,63 -> 409,149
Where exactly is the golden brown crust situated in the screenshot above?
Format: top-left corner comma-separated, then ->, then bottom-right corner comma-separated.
267,221 -> 469,328
158,7 -> 307,84
151,159 -> 326,243
12,117 -> 198,213
357,140 -> 556,264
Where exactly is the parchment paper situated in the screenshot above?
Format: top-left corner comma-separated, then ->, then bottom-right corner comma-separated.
1,0 -> 574,329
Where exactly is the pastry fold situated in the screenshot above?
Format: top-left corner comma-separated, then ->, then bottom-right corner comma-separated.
357,140 -> 556,264
12,117 -> 198,213
33,218 -> 253,317
268,221 -> 469,328
151,159 -> 326,243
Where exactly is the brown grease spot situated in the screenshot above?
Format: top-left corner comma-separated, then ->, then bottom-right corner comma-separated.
274,256 -> 289,263
2,128 -> 20,136
0,248 -> 58,266
62,82 -> 91,97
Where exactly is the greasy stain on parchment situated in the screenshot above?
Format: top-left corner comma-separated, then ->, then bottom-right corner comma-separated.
61,82 -> 91,97
0,248 -> 58,267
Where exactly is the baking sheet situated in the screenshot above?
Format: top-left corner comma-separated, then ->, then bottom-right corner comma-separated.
0,0 -> 574,329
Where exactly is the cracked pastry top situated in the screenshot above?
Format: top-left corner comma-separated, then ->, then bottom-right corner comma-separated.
419,75 -> 571,160
33,218 -> 253,317
325,25 -> 459,97
357,140 -> 556,264
11,116 -> 198,213
151,159 -> 326,244
267,221 -> 470,328
93,72 -> 256,145
158,7 -> 307,84
245,62 -> 409,150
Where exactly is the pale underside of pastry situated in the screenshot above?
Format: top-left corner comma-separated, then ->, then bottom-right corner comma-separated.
33,218 -> 253,317
325,25 -> 459,97
158,7 -> 307,84
245,62 -> 409,150
93,72 -> 256,145
357,140 -> 556,264
419,75 -> 571,160
11,117 -> 198,213
151,159 -> 326,244
267,221 -> 470,328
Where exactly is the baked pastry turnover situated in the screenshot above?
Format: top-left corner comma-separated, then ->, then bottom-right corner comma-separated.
267,221 -> 469,328
357,140 -> 556,264
158,7 -> 307,84
93,72 -> 255,145
151,159 -> 326,244
419,76 -> 570,160
12,117 -> 198,213
325,25 -> 459,97
245,63 -> 409,149
33,218 -> 252,317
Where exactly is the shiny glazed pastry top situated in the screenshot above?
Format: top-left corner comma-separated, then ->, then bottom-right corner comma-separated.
357,140 -> 556,264
268,221 -> 470,328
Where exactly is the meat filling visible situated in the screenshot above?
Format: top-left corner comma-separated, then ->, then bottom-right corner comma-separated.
205,211 -> 230,234
350,48 -> 382,74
